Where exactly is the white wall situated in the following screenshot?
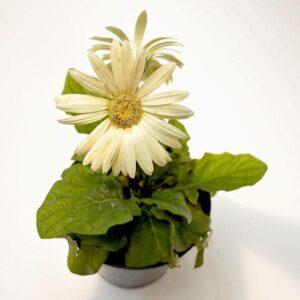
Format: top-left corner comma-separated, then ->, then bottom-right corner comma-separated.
0,0 -> 299,299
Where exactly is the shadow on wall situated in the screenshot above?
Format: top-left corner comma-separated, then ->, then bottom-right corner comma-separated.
90,197 -> 300,300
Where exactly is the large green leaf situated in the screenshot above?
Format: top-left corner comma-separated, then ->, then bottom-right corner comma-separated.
62,70 -> 101,134
125,216 -> 171,267
67,236 -> 108,275
141,190 -> 192,223
175,152 -> 267,193
37,163 -> 140,238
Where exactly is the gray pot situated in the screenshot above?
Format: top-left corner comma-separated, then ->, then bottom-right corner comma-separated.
100,263 -> 168,288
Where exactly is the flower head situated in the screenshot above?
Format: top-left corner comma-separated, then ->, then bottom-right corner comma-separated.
56,40 -> 192,178
90,11 -> 183,81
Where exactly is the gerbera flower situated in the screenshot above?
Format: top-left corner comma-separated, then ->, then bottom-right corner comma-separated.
56,40 -> 193,178
90,10 -> 183,80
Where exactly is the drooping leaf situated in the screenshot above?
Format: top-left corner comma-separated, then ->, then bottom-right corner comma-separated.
141,190 -> 192,223
37,163 -> 140,238
67,236 -> 108,275
125,216 -> 171,268
175,153 -> 267,193
76,231 -> 127,251
151,204 -> 211,253
194,244 -> 204,268
62,70 -> 101,134
194,230 -> 211,268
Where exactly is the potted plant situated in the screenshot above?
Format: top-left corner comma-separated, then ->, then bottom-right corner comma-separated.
36,11 -> 267,288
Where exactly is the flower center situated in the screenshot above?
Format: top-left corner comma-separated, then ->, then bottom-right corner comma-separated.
108,93 -> 142,128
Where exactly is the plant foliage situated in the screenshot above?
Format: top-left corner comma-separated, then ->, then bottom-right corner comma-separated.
37,107 -> 267,274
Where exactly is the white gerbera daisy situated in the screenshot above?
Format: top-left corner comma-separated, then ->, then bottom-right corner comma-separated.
56,40 -> 193,178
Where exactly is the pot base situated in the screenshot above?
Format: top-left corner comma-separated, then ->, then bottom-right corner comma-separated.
100,264 -> 168,288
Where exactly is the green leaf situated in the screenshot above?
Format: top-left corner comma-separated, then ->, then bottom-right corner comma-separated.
75,229 -> 127,252
67,236 -> 108,275
62,70 -> 101,134
151,204 -> 211,253
194,231 -> 211,268
71,152 -> 84,162
37,163 -> 140,238
183,189 -> 199,205
141,190 -> 192,223
125,216 -> 171,268
176,152 -> 267,193
194,244 -> 204,268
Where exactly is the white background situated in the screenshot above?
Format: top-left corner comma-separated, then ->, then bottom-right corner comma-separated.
0,0 -> 300,299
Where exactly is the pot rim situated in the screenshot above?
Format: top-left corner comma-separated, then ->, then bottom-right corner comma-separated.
103,245 -> 193,270
103,261 -> 167,270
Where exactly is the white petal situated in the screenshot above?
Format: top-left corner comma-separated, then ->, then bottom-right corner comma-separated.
132,126 -> 153,175
121,41 -> 134,90
129,49 -> 146,94
134,10 -> 147,49
76,119 -> 110,155
69,69 -> 112,98
143,104 -> 194,119
142,90 -> 189,106
84,126 -> 115,170
82,132 -> 107,166
141,119 -> 182,149
112,147 -> 122,176
101,128 -> 123,173
88,53 -> 118,93
123,128 -> 136,178
143,113 -> 188,139
143,37 -> 177,49
56,94 -> 108,113
136,63 -> 176,98
119,149 -> 128,176
152,52 -> 183,67
111,40 -> 125,91
58,111 -> 108,125
90,36 -> 113,43
105,26 -> 129,41
89,44 -> 111,52
146,41 -> 182,58
139,123 -> 171,166
112,140 -> 128,176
